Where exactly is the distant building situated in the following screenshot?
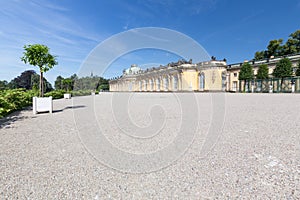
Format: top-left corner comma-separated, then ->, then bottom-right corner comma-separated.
227,53 -> 300,92
109,53 -> 300,92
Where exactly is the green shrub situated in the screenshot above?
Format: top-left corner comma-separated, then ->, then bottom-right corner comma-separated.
0,89 -> 93,118
44,89 -> 65,99
0,89 -> 36,118
71,90 -> 91,96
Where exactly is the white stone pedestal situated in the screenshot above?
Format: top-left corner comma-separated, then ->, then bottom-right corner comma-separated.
292,84 -> 295,93
33,97 -> 53,114
64,93 -> 71,99
269,85 -> 273,93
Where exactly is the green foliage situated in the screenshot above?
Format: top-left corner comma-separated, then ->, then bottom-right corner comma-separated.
267,39 -> 284,57
253,29 -> 300,59
296,61 -> 300,76
0,80 -> 8,90
9,70 -> 35,90
54,75 -> 64,90
98,84 -> 109,91
254,51 -> 265,60
0,89 -> 37,118
21,44 -> 58,73
6,70 -> 53,92
44,90 -> 65,99
273,58 -> 293,78
61,78 -> 73,92
239,62 -> 254,81
56,74 -> 109,91
44,89 -> 94,99
30,73 -> 53,92
21,44 -> 58,97
256,64 -> 269,79
71,90 -> 91,96
288,30 -> 300,53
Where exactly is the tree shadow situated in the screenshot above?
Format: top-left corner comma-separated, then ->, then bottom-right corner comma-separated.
0,105 -> 86,129
0,107 -> 36,129
52,105 -> 86,113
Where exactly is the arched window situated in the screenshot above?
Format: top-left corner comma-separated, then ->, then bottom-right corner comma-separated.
156,78 -> 160,91
199,73 -> 205,90
163,77 -> 169,91
173,75 -> 178,91
144,80 -> 147,91
222,71 -> 226,91
139,81 -> 142,91
149,79 -> 153,91
128,82 -> 133,91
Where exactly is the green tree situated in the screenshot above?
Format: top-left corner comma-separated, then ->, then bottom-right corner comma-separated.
31,73 -> 53,93
273,58 -> 293,90
54,75 -> 64,90
239,62 -> 254,81
62,78 -> 73,92
0,80 -> 8,90
21,44 -> 58,97
287,30 -> 300,53
267,39 -> 284,57
296,61 -> 300,76
254,51 -> 265,60
256,64 -> 269,80
239,62 -> 254,92
9,70 -> 36,90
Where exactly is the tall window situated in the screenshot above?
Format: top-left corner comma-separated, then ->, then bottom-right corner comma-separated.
232,81 -> 237,91
222,72 -> 226,91
156,78 -> 160,91
128,82 -> 132,91
173,76 -> 178,91
163,77 -> 169,91
199,73 -> 205,90
139,81 -> 142,91
149,79 -> 153,91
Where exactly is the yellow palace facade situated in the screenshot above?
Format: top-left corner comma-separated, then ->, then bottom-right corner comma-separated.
109,54 -> 300,92
109,59 -> 228,92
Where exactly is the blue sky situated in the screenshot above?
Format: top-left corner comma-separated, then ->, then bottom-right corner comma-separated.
0,0 -> 300,84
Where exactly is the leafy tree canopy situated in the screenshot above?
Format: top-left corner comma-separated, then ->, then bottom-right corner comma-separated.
295,61 -> 300,76
21,44 -> 57,97
273,58 -> 293,78
21,44 -> 57,72
239,62 -> 254,81
254,30 -> 300,60
256,64 -> 269,80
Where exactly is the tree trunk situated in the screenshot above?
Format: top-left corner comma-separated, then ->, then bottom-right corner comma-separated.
40,70 -> 44,97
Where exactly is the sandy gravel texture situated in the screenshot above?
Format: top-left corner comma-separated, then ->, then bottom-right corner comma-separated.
0,93 -> 300,199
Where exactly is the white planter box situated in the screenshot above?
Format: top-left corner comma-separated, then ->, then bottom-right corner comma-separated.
33,96 -> 53,114
64,93 -> 71,99
91,92 -> 96,95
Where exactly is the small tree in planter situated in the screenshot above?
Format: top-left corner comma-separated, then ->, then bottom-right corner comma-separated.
21,44 -> 57,97
21,44 -> 58,113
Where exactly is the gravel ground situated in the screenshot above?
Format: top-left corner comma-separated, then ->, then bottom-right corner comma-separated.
0,93 -> 300,199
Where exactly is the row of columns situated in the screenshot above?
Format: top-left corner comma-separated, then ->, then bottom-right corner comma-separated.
110,72 -> 210,92
137,74 -> 181,92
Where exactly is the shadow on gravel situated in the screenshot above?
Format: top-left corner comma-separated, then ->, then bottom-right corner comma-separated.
53,105 -> 86,113
0,107 -> 36,129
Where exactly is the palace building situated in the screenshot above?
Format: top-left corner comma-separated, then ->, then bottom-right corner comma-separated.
109,53 -> 300,92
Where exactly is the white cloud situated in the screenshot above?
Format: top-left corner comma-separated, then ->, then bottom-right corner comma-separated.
0,0 -> 106,84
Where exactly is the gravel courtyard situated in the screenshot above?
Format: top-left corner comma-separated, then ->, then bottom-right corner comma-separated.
0,93 -> 300,199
